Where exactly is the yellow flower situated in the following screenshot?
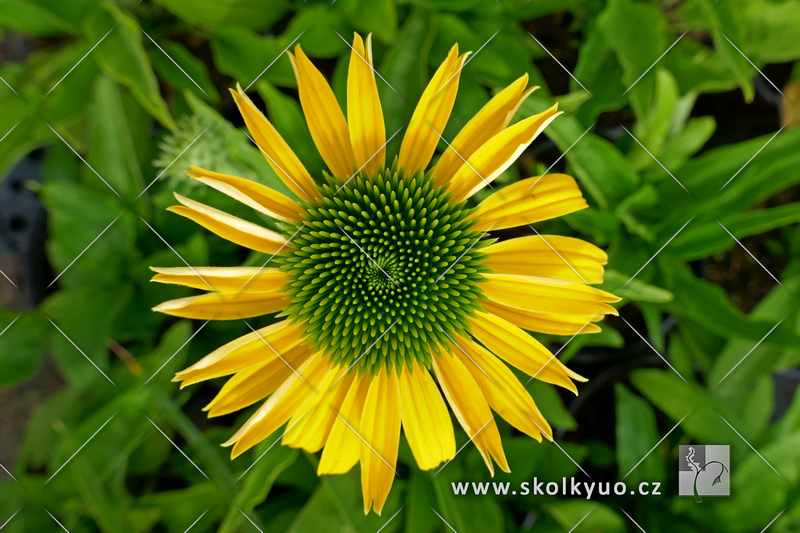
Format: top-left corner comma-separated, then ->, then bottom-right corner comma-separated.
152,33 -> 619,515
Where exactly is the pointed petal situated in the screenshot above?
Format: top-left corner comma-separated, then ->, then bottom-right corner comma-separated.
231,85 -> 318,200
318,375 -> 371,475
398,45 -> 468,175
187,165 -> 302,222
168,193 -> 287,254
289,47 -> 356,179
482,273 -> 620,316
399,361 -> 456,470
360,367 -> 401,515
204,344 -> 313,417
470,174 -> 588,231
452,336 -> 551,441
483,235 -> 607,284
432,352 -> 509,476
348,33 -> 386,175
152,291 -> 287,320
174,319 -> 303,386
150,266 -> 286,292
448,105 -> 561,201
481,300 -> 602,336
434,75 -> 535,186
469,311 -> 586,393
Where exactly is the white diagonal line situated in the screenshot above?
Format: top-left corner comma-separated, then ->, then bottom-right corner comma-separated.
338,318 -> 401,380
334,126 -> 404,196
45,27 -> 115,97
333,29 -> 400,97
145,415 -> 210,480
235,409 -> 310,483
623,411 -> 691,479
623,31 -> 688,95
430,126 -> 493,191
377,507 -> 404,533
142,30 -> 207,96
335,411 -> 400,476
243,320 -> 308,386
620,509 -> 647,533
621,316 -> 688,383
45,413 -> 116,484
138,129 -> 208,199
525,121 -> 596,192
0,122 -> 20,144
0,267 -> 17,289
435,325 -> 493,382
568,510 -> 594,533
529,32 -> 592,96
528,226 -> 589,284
716,219 -> 783,287
46,122 -> 122,199
139,215 -> 214,290
0,462 -> 18,483
244,30 -> 307,92
623,217 -> 694,286
719,126 -> 784,191
720,33 -> 784,96
525,318 -> 594,385
716,318 -> 784,387
760,509 -> 786,533
431,225 -> 493,286
527,415 -> 592,479
337,224 -> 399,287
0,510 -> 20,530
47,317 -> 117,387
0,316 -> 19,337
621,124 -> 691,195
434,416 -> 495,477
184,509 -> 209,533
430,508 -> 459,533
0,76 -> 19,96
435,29 -> 501,97
143,320 -> 211,386
719,413 -> 782,478
45,509 -> 70,532
237,508 -> 264,533
48,215 -> 120,289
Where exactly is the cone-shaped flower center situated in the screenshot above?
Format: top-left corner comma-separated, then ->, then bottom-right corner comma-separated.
278,164 -> 489,374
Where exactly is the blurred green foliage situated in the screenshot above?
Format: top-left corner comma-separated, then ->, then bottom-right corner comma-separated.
1,0 -> 800,531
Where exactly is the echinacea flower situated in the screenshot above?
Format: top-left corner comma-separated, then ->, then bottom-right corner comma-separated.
152,33 -> 619,514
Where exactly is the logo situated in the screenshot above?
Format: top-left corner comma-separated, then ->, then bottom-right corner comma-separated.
678,445 -> 730,501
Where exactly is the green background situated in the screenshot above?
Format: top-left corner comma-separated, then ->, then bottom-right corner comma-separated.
1,0 -> 800,531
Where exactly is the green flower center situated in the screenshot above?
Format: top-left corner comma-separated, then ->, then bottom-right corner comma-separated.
277,164 -> 490,375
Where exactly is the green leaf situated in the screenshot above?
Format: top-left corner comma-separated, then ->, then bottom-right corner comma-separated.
740,0 -> 800,63
284,5 -> 347,59
210,27 -> 295,88
545,500 -> 625,533
0,0 -> 73,35
153,0 -> 290,31
432,474 -> 504,533
346,0 -> 398,44
0,311 -> 50,387
84,4 -> 174,128
148,40 -> 219,101
602,270 -> 673,304
614,384 -> 666,485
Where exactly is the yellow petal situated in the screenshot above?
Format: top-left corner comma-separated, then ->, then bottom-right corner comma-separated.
318,375 -> 371,475
152,291 -> 287,320
168,193 -> 287,254
230,85 -> 317,201
399,361 -> 455,470
282,370 -> 354,452
432,351 -> 509,476
174,319 -> 302,386
483,235 -> 607,284
360,367 -> 401,515
398,45 -> 469,175
348,33 -> 385,175
187,164 -> 302,222
448,105 -> 561,202
483,273 -> 620,316
289,47 -> 356,179
452,336 -> 551,441
433,75 -> 535,186
469,311 -> 586,393
150,266 -> 286,292
204,343 -> 313,417
481,299 -> 602,336
470,174 -> 588,231
225,353 -> 334,457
